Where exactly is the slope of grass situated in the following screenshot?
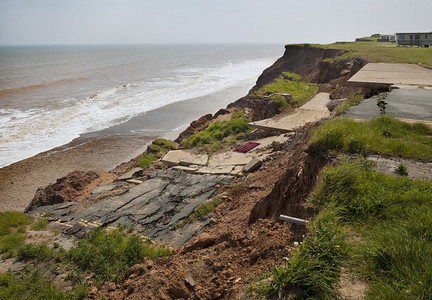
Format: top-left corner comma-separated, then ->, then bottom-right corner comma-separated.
309,116 -> 432,161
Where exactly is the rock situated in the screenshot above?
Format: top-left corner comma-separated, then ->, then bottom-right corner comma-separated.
117,167 -> 142,181
271,141 -> 282,151
91,184 -> 117,195
126,179 -> 143,184
25,170 -> 101,212
246,232 -> 254,240
243,158 -> 263,173
185,275 -> 196,288
326,98 -> 345,111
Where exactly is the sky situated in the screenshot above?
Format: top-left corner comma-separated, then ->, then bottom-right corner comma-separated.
0,0 -> 431,46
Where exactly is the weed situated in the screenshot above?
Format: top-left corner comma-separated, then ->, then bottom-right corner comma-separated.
257,77 -> 318,105
335,94 -> 365,115
394,163 -> 409,176
0,212 -> 32,236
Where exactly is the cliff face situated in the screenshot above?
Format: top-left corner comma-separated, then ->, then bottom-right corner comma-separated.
249,45 -> 343,93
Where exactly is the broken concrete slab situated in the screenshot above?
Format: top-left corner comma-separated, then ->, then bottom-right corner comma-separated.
127,179 -> 143,184
348,63 -> 432,87
243,158 -> 263,173
117,167 -> 142,181
299,92 -> 331,111
249,109 -> 329,133
91,184 -> 118,195
162,150 -> 208,167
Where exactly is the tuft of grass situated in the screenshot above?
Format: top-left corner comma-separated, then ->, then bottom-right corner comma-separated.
30,219 -> 49,231
137,154 -> 159,168
67,227 -> 170,282
334,94 -> 365,115
153,138 -> 176,150
282,71 -> 303,81
250,210 -> 346,299
394,163 -> 409,176
309,116 -> 432,161
182,112 -> 252,150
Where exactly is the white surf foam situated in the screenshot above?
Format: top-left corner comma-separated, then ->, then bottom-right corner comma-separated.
0,58 -> 274,168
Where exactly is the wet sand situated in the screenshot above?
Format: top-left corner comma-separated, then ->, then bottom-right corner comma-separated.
0,83 -> 252,212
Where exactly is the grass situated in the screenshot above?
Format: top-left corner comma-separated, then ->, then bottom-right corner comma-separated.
137,154 -> 158,168
255,76 -> 319,107
250,210 -> 346,299
67,226 -> 170,283
312,40 -> 432,66
310,161 -> 432,298
334,94 -> 365,116
182,111 -> 252,151
0,269 -> 87,300
172,198 -> 223,229
309,116 -> 432,161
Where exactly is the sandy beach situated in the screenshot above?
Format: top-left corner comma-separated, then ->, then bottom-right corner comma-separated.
0,83 -> 252,212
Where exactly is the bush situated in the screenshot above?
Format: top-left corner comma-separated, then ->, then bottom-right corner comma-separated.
30,219 -> 49,231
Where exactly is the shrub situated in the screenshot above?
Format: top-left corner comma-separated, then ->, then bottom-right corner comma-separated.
394,163 -> 408,176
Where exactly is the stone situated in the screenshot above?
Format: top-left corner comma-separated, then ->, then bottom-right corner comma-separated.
127,179 -> 143,184
243,158 -> 263,173
117,168 -> 142,181
246,232 -> 254,240
91,184 -> 117,195
185,275 -> 196,287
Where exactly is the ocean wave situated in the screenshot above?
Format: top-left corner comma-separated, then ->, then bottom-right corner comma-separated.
0,58 -> 274,168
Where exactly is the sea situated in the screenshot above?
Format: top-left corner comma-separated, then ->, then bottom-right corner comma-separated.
0,44 -> 282,168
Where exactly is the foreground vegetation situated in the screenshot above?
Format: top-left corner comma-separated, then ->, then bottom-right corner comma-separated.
0,213 -> 170,298
251,115 -> 432,298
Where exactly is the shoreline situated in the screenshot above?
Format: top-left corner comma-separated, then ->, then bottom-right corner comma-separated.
0,82 -> 254,212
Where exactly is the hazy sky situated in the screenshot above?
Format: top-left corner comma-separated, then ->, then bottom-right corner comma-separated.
0,0 -> 431,45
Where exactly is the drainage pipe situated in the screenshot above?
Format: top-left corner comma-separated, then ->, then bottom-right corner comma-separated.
279,215 -> 309,226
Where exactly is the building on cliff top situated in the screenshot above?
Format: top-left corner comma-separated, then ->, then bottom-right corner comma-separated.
396,32 -> 432,47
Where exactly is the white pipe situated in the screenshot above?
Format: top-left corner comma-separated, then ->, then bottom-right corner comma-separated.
279,215 -> 309,226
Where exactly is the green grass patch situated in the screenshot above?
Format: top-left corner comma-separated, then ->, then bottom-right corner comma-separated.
172,198 -> 223,229
310,162 -> 432,298
137,154 -> 159,168
257,77 -> 318,106
311,40 -> 432,66
250,211 -> 346,299
0,212 -> 32,236
30,219 -> 49,231
182,112 -> 252,151
0,269 -> 87,300
67,227 -> 170,282
309,116 -> 432,161
282,71 -> 303,81
153,138 -> 176,150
